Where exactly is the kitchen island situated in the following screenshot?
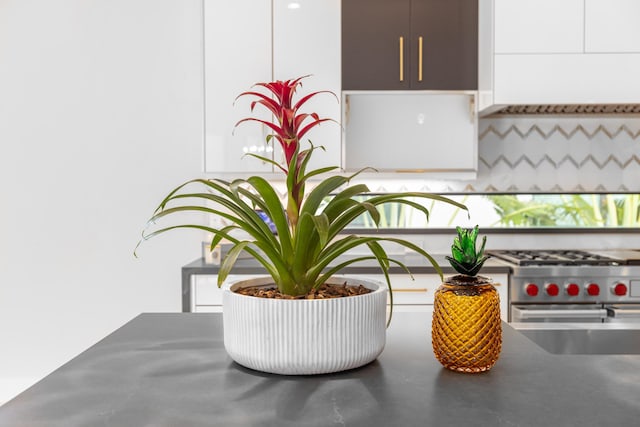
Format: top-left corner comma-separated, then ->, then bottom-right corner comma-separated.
1,312 -> 639,426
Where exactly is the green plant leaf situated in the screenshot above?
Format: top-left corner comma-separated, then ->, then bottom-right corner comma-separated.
300,175 -> 350,216
360,202 -> 380,227
243,153 -> 287,173
246,176 -> 293,254
311,213 -> 329,248
218,241 -> 252,286
210,225 -> 239,251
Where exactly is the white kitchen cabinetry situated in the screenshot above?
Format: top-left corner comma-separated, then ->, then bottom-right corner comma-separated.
494,0 -> 583,54
272,0 -> 342,172
495,0 -> 640,54
480,0 -> 640,114
343,91 -> 477,178
203,0 -> 273,173
204,0 -> 341,175
192,272 -> 509,319
192,274 -> 264,313
585,0 -> 640,53
493,54 -> 640,106
345,273 -> 508,319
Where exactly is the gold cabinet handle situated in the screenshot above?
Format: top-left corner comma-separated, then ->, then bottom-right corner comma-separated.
418,36 -> 423,82
399,36 -> 404,82
393,288 -> 428,293
469,94 -> 475,123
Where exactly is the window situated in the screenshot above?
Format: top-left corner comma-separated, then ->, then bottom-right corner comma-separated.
346,194 -> 640,229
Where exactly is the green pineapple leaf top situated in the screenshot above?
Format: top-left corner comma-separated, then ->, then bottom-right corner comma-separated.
445,225 -> 490,277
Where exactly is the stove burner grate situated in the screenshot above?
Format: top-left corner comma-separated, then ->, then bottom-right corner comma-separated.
487,250 -> 623,266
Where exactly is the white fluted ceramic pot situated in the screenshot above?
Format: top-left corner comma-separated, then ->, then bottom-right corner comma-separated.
223,276 -> 387,375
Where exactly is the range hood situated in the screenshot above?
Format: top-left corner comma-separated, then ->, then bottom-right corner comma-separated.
487,104 -> 640,116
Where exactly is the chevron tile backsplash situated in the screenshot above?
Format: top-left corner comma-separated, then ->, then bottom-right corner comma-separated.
354,117 -> 640,194
462,116 -> 640,193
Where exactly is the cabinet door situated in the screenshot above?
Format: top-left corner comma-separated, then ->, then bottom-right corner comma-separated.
273,0 -> 342,172
411,0 -> 478,90
203,0 -> 273,173
494,0 -> 583,54
585,0 -> 640,53
494,53 -> 640,104
343,274 -> 437,308
343,92 -> 477,172
342,0 -> 411,90
192,274 -> 264,312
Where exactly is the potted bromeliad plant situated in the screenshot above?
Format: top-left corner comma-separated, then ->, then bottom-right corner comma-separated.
432,225 -> 502,373
138,75 -> 467,375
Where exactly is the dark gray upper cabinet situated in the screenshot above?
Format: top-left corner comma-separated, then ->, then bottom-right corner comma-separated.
342,0 -> 478,90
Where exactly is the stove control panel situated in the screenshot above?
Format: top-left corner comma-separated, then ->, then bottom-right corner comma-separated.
512,274 -> 640,304
521,281 -> 619,300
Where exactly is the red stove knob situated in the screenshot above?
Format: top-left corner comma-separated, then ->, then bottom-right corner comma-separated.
546,283 -> 559,296
525,283 -> 539,297
586,283 -> 600,296
613,283 -> 628,296
566,283 -> 580,296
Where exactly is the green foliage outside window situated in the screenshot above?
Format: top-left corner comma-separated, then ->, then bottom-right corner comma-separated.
487,194 -> 640,228
347,194 -> 640,229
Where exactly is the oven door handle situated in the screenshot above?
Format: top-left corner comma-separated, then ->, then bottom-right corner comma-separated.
513,307 -> 608,320
607,308 -> 640,318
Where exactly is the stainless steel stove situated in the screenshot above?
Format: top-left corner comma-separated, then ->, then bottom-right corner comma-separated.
487,249 -> 640,323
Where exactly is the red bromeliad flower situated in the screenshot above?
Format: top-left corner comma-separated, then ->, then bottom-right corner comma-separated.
234,75 -> 337,174
234,75 -> 338,228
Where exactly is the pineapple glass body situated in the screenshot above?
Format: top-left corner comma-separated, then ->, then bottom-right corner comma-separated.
432,275 -> 502,373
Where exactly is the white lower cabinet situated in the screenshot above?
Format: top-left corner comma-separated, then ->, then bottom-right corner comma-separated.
192,272 -> 509,320
344,273 -> 508,319
192,274 -> 263,313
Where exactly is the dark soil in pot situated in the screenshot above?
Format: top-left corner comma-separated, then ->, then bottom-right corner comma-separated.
234,282 -> 372,299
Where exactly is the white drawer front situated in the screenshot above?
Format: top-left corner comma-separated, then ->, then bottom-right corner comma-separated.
193,275 -> 221,306
194,305 -> 223,313
343,274 -> 440,306
193,274 -> 264,308
192,273 -> 508,318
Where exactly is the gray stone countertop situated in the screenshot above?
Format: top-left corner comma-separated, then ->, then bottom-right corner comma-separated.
1,312 -> 639,426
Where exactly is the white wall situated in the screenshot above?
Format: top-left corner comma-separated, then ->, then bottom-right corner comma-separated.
0,0 -> 203,402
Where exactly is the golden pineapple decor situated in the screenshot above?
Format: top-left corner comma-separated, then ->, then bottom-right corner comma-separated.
432,226 -> 502,373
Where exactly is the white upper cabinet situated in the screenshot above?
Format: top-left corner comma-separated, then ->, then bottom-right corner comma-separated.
494,0 -> 640,54
494,0 -> 583,54
585,0 -> 640,53
203,0 -> 273,173
272,0 -> 342,172
204,0 -> 341,175
479,0 -> 640,114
